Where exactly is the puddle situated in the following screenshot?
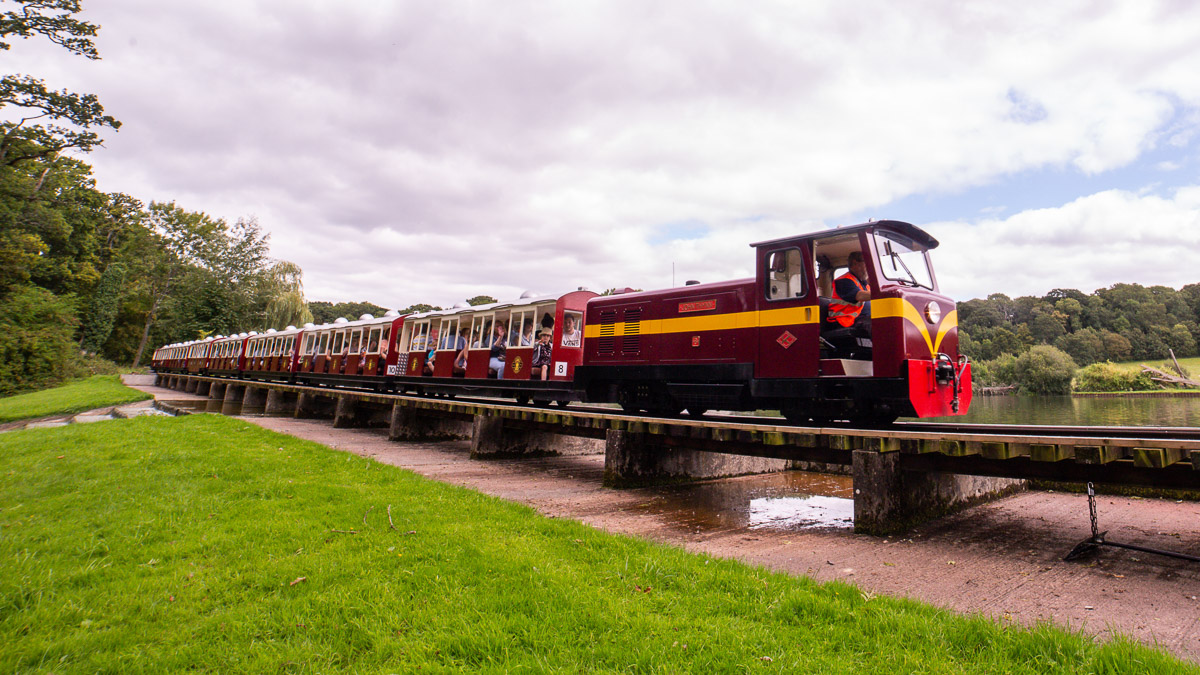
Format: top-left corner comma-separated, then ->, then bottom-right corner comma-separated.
633,470 -> 855,532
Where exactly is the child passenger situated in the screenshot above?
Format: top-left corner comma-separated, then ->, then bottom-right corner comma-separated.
531,329 -> 553,380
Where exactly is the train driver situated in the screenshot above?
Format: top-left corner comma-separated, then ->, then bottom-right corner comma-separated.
827,251 -> 872,330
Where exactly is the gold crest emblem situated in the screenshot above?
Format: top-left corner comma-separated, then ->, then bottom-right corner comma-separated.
512,356 -> 523,373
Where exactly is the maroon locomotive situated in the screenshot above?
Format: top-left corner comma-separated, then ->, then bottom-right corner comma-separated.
151,220 -> 969,424
573,220 -> 969,423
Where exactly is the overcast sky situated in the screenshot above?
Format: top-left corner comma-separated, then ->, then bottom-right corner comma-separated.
7,0 -> 1200,308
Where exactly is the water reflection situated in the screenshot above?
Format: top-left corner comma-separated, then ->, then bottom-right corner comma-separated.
634,471 -> 855,532
914,395 -> 1200,427
749,495 -> 854,529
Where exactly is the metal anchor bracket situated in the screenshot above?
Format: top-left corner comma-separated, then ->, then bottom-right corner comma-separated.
1064,482 -> 1200,563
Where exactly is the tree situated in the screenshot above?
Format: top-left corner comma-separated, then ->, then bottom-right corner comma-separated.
1054,327 -> 1104,366
127,202 -> 229,367
396,302 -> 440,315
79,260 -> 123,353
263,260 -> 313,329
0,0 -> 121,166
1012,345 -> 1077,395
310,300 -> 389,324
466,295 -> 497,306
0,284 -> 78,395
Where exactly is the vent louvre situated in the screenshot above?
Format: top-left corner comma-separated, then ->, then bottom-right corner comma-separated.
621,308 -> 642,356
598,309 -> 618,355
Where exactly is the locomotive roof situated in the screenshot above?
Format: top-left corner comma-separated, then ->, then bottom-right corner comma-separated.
750,220 -> 939,250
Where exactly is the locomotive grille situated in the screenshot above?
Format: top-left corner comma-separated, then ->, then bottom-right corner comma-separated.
621,308 -> 642,356
598,309 -> 618,355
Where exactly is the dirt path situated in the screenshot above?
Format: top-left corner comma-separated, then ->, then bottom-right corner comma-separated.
124,378 -> 1200,662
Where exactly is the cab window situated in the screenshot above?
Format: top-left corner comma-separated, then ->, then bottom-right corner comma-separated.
765,248 -> 807,300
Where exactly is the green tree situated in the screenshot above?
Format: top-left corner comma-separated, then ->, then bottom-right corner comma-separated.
1054,327 -> 1104,366
0,284 -> 78,395
310,300 -> 389,324
466,295 -> 497,306
263,260 -> 313,329
79,260 -> 123,353
0,0 -> 120,166
1012,345 -> 1077,395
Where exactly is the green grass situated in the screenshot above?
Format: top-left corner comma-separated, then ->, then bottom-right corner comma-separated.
1109,356 -> 1200,374
1,416 -> 1193,673
0,375 -> 151,423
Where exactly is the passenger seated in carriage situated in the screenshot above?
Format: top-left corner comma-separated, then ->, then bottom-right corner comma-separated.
488,322 -> 507,378
531,330 -> 552,380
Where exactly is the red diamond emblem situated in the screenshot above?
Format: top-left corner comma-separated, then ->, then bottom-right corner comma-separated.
776,331 -> 796,349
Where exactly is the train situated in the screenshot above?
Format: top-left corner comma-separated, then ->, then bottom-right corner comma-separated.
151,220 -> 971,424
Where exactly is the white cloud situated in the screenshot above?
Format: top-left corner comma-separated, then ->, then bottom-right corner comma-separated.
934,186 -> 1200,301
5,0 -> 1200,308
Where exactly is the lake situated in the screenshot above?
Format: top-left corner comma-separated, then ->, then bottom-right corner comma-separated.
914,394 -> 1200,427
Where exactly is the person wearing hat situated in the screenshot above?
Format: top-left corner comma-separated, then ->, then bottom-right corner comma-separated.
531,329 -> 553,380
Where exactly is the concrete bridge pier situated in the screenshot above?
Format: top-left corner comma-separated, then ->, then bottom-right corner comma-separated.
851,449 -> 1024,536
221,383 -> 245,415
194,380 -> 211,397
601,429 -> 794,488
265,389 -> 298,416
470,413 -> 600,459
154,373 -> 166,387
241,386 -> 267,414
206,381 -> 227,412
388,404 -> 471,442
184,377 -> 199,394
294,392 -> 336,419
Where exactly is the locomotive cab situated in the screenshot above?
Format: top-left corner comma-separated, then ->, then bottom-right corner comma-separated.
754,220 -> 970,421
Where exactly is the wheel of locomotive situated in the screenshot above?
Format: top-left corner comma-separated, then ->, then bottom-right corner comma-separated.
685,407 -> 708,418
780,403 -> 812,426
616,386 -> 641,413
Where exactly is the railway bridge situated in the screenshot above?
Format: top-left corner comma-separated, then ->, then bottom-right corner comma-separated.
156,373 -> 1200,535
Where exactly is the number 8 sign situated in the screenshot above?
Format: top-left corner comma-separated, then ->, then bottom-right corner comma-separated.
554,361 -> 567,377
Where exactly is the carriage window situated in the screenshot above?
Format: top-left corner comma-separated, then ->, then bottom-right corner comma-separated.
381,326 -> 391,353
561,311 -> 582,348
411,322 -> 430,352
368,328 -> 382,353
508,310 -> 534,347
470,315 -> 493,348
285,337 -> 294,355
765,248 -> 807,301
331,331 -> 344,354
438,318 -> 460,351
349,329 -> 362,353
874,231 -> 934,290
318,332 -> 329,355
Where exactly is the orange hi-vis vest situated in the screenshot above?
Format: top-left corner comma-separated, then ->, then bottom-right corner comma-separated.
827,273 -> 869,328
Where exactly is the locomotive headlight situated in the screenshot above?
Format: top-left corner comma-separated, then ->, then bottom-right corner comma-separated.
924,302 -> 941,324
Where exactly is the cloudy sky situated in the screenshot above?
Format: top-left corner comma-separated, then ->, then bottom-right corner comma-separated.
8,0 -> 1200,307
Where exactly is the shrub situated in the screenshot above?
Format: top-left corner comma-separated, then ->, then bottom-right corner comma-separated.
972,353 -> 1018,389
1073,362 -> 1154,392
0,286 -> 80,396
1012,345 -> 1077,394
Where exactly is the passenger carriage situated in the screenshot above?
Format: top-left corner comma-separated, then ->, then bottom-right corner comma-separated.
294,311 -> 405,389
573,220 -> 970,423
205,333 -> 247,377
242,327 -> 303,382
393,290 -> 595,403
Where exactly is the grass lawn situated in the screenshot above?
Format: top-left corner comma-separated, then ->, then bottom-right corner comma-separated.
0,375 -> 151,423
1,416 -> 1192,673
1110,356 -> 1200,375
